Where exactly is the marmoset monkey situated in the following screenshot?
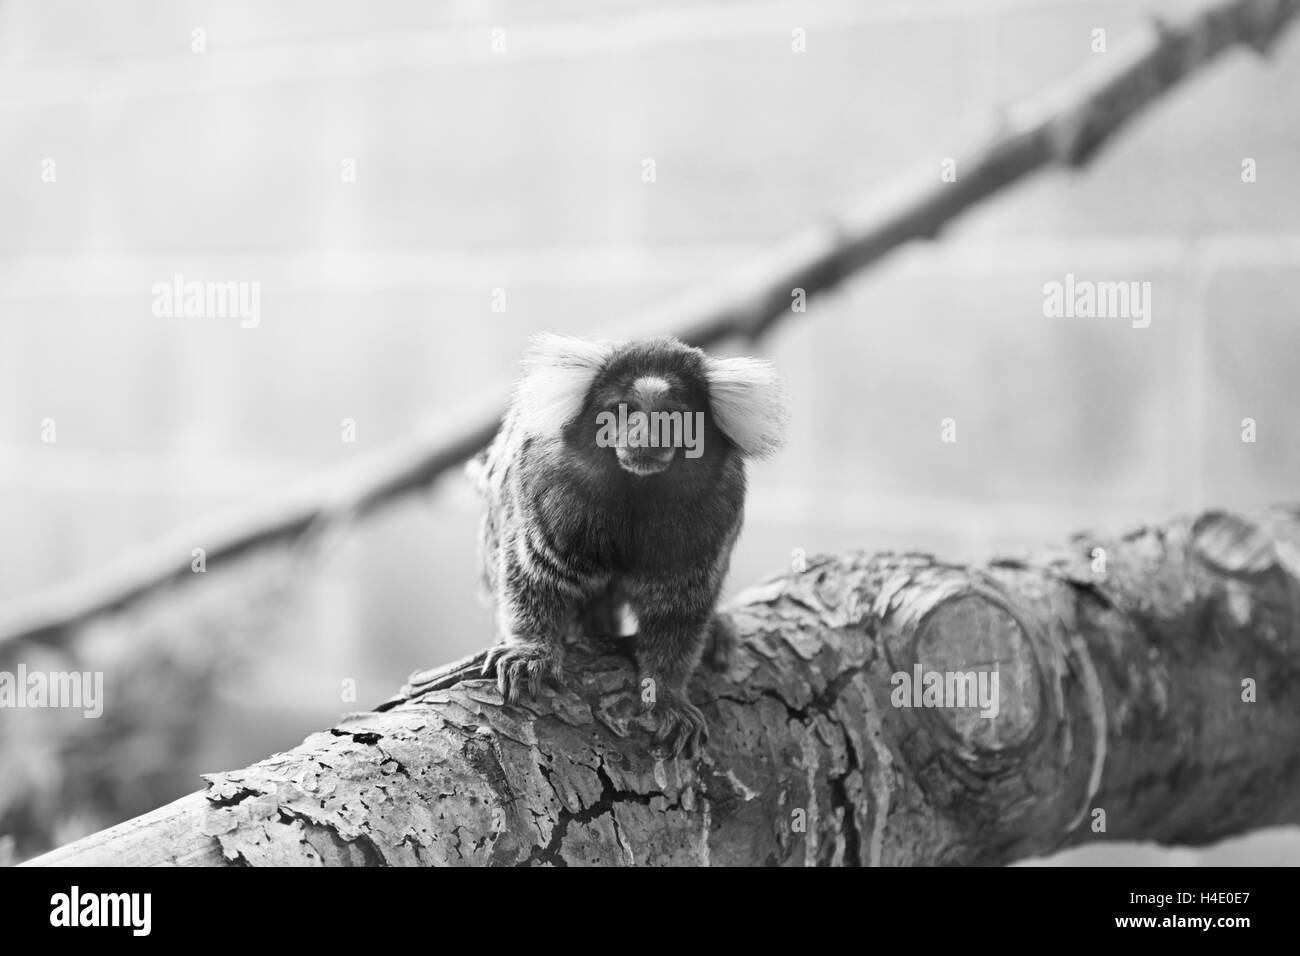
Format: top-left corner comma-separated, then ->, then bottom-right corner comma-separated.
469,333 -> 787,756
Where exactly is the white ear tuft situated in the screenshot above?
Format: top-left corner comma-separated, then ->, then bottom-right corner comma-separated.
705,355 -> 788,459
514,333 -> 613,435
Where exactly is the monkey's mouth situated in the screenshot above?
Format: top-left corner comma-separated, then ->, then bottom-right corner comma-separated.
616,446 -> 675,476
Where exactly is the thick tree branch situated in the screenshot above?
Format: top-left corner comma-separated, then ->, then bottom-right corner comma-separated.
3,0 -> 1296,650
26,505 -> 1300,866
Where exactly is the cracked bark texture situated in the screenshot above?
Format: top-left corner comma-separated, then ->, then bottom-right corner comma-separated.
27,505 -> 1300,866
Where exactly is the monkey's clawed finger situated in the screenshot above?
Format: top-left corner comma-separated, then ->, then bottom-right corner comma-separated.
652,700 -> 710,759
481,644 -> 509,676
483,645 -> 564,704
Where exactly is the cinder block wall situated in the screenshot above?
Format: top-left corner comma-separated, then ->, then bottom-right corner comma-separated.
1,0 -> 1295,862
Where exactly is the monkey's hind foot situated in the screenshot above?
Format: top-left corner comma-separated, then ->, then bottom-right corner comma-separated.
645,689 -> 709,759
482,642 -> 564,704
705,613 -> 739,671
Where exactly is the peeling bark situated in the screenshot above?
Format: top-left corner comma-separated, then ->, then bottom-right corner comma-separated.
27,506 -> 1300,866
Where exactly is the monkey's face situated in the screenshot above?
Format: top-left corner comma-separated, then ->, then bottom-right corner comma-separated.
529,334 -> 782,480
522,335 -> 785,486
585,365 -> 710,478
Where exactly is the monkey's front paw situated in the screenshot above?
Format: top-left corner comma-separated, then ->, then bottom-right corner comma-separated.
644,690 -> 709,758
482,644 -> 564,704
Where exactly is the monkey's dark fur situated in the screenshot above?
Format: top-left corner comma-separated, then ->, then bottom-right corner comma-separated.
469,333 -> 787,756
